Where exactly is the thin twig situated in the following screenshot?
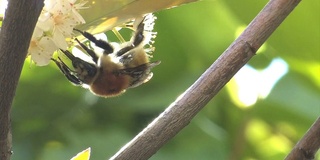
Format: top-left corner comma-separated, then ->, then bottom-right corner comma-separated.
0,1 -> 44,160
110,0 -> 301,159
285,117 -> 320,160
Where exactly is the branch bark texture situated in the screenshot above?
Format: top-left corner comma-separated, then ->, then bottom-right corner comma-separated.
285,117 -> 320,160
110,0 -> 301,159
0,1 -> 44,160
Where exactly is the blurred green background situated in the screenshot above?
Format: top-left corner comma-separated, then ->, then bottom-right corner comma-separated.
11,0 -> 319,159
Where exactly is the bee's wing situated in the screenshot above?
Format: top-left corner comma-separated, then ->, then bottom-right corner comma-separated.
118,61 -> 160,88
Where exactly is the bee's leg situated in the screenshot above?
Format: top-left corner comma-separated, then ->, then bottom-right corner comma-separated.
74,38 -> 98,63
133,17 -> 145,47
116,46 -> 134,57
116,17 -> 145,57
51,58 -> 82,85
60,50 -> 98,79
74,28 -> 114,54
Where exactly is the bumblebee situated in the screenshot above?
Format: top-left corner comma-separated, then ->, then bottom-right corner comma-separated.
52,14 -> 160,97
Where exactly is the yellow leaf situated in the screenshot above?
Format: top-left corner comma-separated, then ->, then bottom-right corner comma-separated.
77,0 -> 198,35
70,147 -> 91,160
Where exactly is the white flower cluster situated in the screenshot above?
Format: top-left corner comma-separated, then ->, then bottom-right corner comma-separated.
144,14 -> 157,47
29,0 -> 88,66
0,0 -> 7,17
132,14 -> 157,54
0,0 -> 87,66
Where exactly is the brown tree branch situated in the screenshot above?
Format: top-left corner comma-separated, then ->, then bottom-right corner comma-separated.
285,117 -> 320,160
0,1 -> 44,160
110,0 -> 301,159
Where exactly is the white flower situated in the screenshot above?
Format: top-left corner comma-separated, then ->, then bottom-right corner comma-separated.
135,14 -> 157,52
26,0 -> 88,66
69,0 -> 88,24
0,0 -> 7,16
29,27 -> 58,66
133,14 -> 157,48
1,0 -> 88,66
